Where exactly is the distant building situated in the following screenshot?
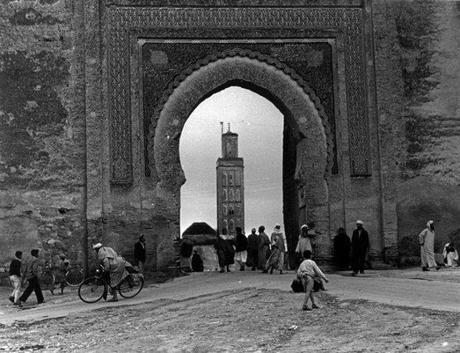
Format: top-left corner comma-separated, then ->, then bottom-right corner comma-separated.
216,125 -> 244,235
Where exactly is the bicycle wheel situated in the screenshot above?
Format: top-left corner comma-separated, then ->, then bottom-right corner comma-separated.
118,274 -> 144,299
78,277 -> 106,303
65,267 -> 84,286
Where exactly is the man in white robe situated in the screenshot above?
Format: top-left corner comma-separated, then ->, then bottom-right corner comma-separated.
418,220 -> 439,271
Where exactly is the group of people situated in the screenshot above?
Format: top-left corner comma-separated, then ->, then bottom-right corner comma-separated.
8,249 -> 48,307
418,220 -> 458,271
213,220 -> 372,277
8,220 -> 459,310
7,236 -> 147,307
215,224 -> 288,274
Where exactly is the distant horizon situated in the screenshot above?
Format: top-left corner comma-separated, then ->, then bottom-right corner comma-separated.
179,86 -> 284,235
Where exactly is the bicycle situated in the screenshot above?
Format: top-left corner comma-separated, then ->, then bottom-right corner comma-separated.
64,265 -> 84,287
78,265 -> 144,303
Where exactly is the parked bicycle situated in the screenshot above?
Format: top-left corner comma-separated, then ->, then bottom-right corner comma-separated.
78,265 -> 144,303
40,262 -> 84,295
64,265 -> 84,287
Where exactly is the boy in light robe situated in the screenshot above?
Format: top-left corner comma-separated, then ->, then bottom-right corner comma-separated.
297,250 -> 329,311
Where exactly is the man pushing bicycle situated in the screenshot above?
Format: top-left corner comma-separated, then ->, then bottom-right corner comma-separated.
92,243 -> 130,302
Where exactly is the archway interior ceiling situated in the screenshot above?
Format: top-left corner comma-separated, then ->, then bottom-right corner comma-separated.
142,41 -> 338,176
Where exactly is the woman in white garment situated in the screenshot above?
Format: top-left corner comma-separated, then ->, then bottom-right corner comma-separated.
442,242 -> 458,267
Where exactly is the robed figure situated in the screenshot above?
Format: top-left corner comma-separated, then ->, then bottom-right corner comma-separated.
418,220 -> 438,271
246,228 -> 259,271
351,220 -> 369,276
257,226 -> 270,270
215,228 -> 235,273
334,227 -> 351,270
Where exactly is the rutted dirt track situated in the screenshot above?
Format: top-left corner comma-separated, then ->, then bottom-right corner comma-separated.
1,269 -> 460,352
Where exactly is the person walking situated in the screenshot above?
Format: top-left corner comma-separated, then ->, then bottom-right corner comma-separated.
215,228 -> 235,273
246,228 -> 259,271
270,224 -> 287,274
234,227 -> 248,271
134,234 -> 146,273
257,225 -> 270,270
334,227 -> 351,270
19,249 -> 45,306
297,250 -> 329,311
265,231 -> 284,274
8,251 -> 22,305
418,220 -> 439,271
351,220 -> 370,276
295,225 -> 313,267
51,254 -> 70,295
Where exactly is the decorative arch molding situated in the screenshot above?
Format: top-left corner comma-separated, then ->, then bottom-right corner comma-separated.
150,54 -> 330,208
107,4 -> 374,185
147,48 -> 333,178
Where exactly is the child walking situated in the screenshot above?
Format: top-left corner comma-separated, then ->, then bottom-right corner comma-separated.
297,250 -> 329,311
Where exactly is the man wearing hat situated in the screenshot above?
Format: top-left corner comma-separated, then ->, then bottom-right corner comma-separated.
134,234 -> 146,273
351,220 -> 370,276
93,243 -> 129,302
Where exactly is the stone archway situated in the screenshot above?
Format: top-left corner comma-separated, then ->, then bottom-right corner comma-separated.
150,52 -> 331,256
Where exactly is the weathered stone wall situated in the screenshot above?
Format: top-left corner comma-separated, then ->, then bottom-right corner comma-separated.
2,0 -> 459,274
374,0 -> 460,262
0,0 -> 85,276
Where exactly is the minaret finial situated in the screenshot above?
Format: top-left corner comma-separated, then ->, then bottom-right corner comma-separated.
220,121 -> 224,135
227,123 -> 230,133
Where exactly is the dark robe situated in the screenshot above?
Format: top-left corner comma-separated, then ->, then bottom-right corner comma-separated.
191,253 -> 204,272
257,232 -> 270,269
180,239 -> 194,258
246,233 -> 259,268
334,230 -> 351,270
180,239 -> 194,271
235,231 -> 248,253
216,235 -> 235,268
351,228 -> 370,273
134,240 -> 146,264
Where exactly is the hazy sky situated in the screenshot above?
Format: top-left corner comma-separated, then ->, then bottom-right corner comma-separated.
179,87 -> 284,234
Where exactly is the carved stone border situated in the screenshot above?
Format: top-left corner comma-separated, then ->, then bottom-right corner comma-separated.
149,47 -> 334,176
107,5 -> 371,184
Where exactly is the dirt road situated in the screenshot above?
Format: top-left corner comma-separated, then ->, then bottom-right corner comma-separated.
0,268 -> 459,352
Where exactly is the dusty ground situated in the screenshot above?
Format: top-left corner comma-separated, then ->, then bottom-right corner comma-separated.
0,268 -> 460,352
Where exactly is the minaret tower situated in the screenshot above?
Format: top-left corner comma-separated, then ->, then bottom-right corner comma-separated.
216,123 -> 245,235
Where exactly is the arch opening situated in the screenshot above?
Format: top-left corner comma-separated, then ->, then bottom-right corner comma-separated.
179,86 -> 285,239
151,55 -> 331,265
